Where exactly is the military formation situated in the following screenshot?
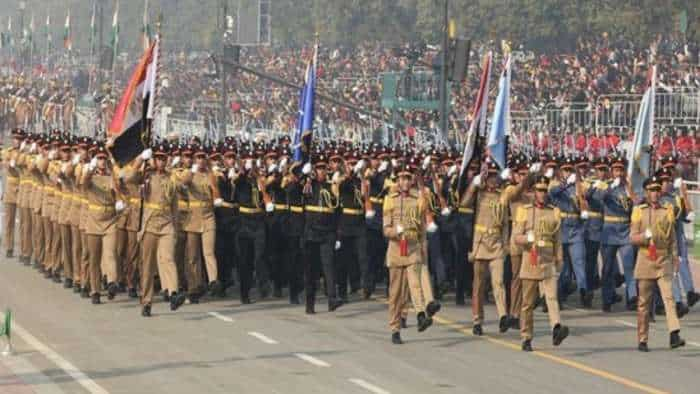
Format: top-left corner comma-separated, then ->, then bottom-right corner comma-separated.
1,127 -> 697,352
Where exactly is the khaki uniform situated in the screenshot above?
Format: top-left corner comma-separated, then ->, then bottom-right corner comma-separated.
140,169 -> 180,305
117,164 -> 143,290
1,147 -> 20,254
630,203 -> 680,343
177,169 -> 220,293
17,151 -> 34,261
56,160 -> 75,281
383,188 -> 434,333
505,182 -> 533,320
77,162 -> 91,289
30,155 -> 46,266
463,184 -> 510,325
83,169 -> 119,296
513,203 -> 563,341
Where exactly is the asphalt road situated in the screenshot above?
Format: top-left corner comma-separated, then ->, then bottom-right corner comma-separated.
1,248 -> 700,394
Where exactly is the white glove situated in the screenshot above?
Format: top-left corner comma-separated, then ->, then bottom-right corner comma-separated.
19,141 -> 26,151
48,150 -> 57,160
115,200 -> 126,212
171,156 -> 181,167
88,157 -> 98,171
686,211 -> 695,222
9,159 -> 15,168
391,158 -> 398,168
212,165 -> 221,173
265,202 -> 275,212
191,164 -> 199,174
447,164 -> 458,177
593,180 -> 603,189
674,177 -> 683,189
545,168 -> 554,179
396,225 -> 404,235
567,173 -> 577,185
332,171 -> 341,184
72,154 -> 81,165
255,159 -> 262,168
644,228 -> 653,239
279,157 -> 288,170
529,162 -> 542,173
365,210 -> 376,219
302,162 -> 312,175
245,159 -> 253,171
378,161 -> 389,173
140,148 -> 153,161
213,198 -> 223,207
61,163 -> 68,174
426,221 -> 438,233
472,174 -> 482,186
353,160 -> 365,174
581,210 -> 590,220
500,168 -> 512,181
527,231 -> 535,243
30,143 -> 37,153
611,177 -> 621,188
441,207 -> 451,216
267,163 -> 277,174
82,165 -> 89,176
335,240 -> 342,251
227,168 -> 236,179
422,156 -> 432,170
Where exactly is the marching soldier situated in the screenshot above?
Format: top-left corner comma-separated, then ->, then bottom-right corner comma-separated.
56,136 -> 76,288
16,133 -> 34,265
631,176 -> 685,351
513,175 -> 569,351
581,157 -> 610,302
214,142 -> 239,294
383,160 -> 440,344
1,129 -> 22,258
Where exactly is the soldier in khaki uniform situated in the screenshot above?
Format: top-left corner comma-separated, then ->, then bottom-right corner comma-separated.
29,138 -> 46,271
77,140 -> 94,298
131,144 -> 186,316
56,137 -> 76,288
16,135 -> 34,265
1,129 -> 23,258
115,151 -> 145,299
69,138 -> 89,294
176,146 -> 222,302
383,161 -> 440,345
513,175 -> 569,351
630,175 -> 685,352
82,144 -> 120,304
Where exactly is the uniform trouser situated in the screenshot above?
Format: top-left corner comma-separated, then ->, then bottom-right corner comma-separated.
175,231 -> 187,289
116,229 -> 127,284
2,202 -> 16,252
638,276 -> 680,343
440,230 -> 457,285
337,233 -> 369,295
185,230 -> 218,288
472,258 -> 507,324
521,277 -> 560,341
141,232 -> 179,305
558,241 -> 587,298
509,254 -> 523,318
428,231 -> 447,284
235,227 -> 268,298
367,228 -> 387,289
120,230 -> 140,290
454,220 -> 473,299
70,225 -> 82,283
20,207 -> 32,259
304,239 -> 337,300
584,239 -> 600,289
284,236 -> 304,299
51,221 -> 62,272
267,227 -> 287,291
85,230 -> 118,296
388,263 -> 435,333
80,231 -> 90,288
672,230 -> 694,302
41,217 -> 54,269
60,224 -> 72,280
32,213 -> 45,264
215,230 -> 236,285
601,244 -> 636,304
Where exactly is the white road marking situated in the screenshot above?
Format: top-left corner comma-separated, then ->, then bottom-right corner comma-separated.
1,353 -> 66,394
207,311 -> 234,323
687,341 -> 700,348
294,353 -> 330,367
615,320 -> 636,328
349,378 -> 391,394
1,313 -> 109,394
248,331 -> 279,344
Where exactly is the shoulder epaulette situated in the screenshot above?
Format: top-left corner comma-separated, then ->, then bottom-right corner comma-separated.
637,203 -> 648,209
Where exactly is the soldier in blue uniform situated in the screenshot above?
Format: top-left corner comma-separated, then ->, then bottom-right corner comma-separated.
548,156 -> 589,306
590,154 -> 637,312
580,157 -> 609,307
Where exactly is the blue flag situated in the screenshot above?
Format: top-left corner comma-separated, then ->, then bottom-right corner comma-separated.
293,45 -> 317,163
487,56 -> 511,170
627,66 -> 656,195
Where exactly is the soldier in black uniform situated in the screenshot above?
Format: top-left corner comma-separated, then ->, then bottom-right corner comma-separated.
302,153 -> 344,313
365,145 -> 391,297
281,159 -> 306,305
214,141 -> 239,294
232,146 -> 270,304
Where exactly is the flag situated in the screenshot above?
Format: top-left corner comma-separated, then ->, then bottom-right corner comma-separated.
142,0 -> 151,51
292,43 -> 318,163
0,309 -> 11,339
63,11 -> 72,51
45,13 -> 52,56
627,65 -> 656,194
89,2 -> 96,57
459,51 -> 492,177
110,1 -> 120,67
487,55 -> 512,170
108,40 -> 158,166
